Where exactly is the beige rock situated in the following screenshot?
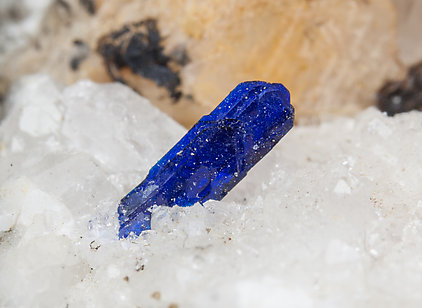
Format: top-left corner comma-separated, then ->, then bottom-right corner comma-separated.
391,0 -> 422,65
0,0 -> 402,126
181,0 -> 402,122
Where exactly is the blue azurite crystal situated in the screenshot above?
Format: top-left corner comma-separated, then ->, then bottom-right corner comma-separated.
118,81 -> 294,238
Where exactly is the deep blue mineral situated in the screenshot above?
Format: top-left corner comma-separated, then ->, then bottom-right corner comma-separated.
118,81 -> 294,238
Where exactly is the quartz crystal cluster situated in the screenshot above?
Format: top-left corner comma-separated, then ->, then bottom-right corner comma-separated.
1,76 -> 422,307
118,82 -> 294,237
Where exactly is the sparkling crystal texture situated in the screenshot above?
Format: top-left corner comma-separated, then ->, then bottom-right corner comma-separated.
118,81 -> 294,238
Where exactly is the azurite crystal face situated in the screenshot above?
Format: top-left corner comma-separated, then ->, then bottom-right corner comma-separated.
118,81 -> 294,238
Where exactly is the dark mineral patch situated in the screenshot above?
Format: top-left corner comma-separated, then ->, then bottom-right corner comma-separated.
171,46 -> 190,66
80,0 -> 96,15
70,39 -> 89,71
97,19 -> 182,100
0,77 -> 8,121
377,61 -> 422,116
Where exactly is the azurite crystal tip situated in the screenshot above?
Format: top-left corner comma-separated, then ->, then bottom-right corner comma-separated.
118,81 -> 294,238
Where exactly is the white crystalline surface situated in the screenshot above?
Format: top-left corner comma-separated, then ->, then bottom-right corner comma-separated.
1,75 -> 422,308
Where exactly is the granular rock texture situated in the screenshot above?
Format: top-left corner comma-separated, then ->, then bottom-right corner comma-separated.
0,0 -> 402,126
1,76 -> 422,307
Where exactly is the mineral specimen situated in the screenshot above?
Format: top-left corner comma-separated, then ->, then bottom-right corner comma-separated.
118,81 -> 294,238
97,19 -> 182,100
377,61 -> 422,116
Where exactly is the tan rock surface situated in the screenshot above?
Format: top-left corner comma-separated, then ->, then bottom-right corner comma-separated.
391,0 -> 422,65
1,0 -> 402,126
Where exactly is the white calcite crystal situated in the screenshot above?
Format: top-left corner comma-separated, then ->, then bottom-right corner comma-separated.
1,75 -> 422,307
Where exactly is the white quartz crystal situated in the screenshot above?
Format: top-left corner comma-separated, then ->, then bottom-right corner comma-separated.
1,75 -> 422,307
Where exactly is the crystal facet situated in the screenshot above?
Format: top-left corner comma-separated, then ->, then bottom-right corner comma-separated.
118,81 -> 294,238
